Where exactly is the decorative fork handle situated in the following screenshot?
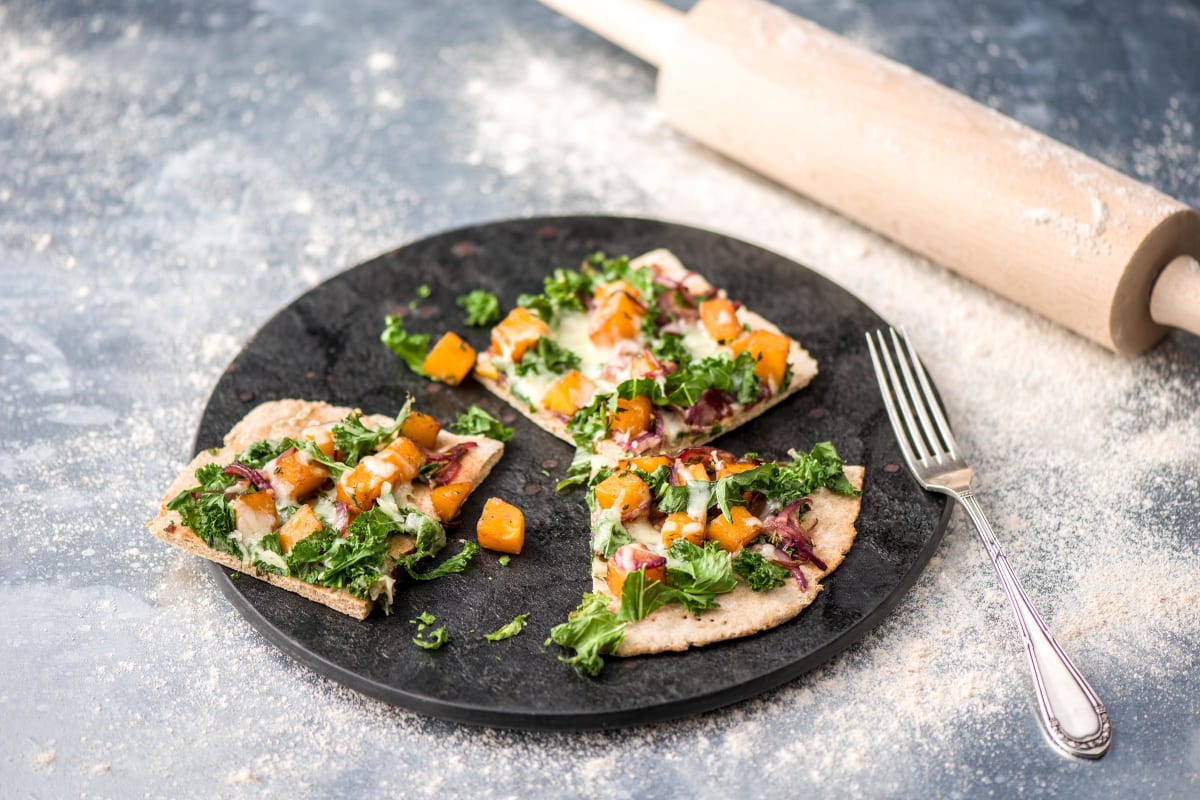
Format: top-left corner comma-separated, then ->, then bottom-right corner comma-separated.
956,490 -> 1112,758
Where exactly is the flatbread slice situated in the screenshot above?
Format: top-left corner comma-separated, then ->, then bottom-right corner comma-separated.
602,466 -> 863,655
473,249 -> 818,470
559,445 -> 862,662
148,399 -> 504,619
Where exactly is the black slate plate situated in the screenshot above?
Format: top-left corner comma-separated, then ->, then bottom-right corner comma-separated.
196,215 -> 951,730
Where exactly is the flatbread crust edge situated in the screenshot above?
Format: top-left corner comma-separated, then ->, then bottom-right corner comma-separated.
593,465 -> 865,656
474,249 -> 819,458
146,399 -> 504,620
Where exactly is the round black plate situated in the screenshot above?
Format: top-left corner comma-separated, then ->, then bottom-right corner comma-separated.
197,215 -> 951,730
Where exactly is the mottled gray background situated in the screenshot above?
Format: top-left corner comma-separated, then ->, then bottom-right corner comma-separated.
3,1 -> 1199,797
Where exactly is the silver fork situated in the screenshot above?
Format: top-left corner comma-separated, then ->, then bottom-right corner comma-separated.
867,328 -> 1112,760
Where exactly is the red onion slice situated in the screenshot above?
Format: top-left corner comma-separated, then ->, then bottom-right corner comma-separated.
224,462 -> 271,492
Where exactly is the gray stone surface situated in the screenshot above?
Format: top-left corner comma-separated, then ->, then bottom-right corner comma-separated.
3,0 -> 1199,797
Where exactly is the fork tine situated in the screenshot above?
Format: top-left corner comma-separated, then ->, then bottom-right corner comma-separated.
888,328 -> 946,462
898,328 -> 961,458
866,330 -> 929,465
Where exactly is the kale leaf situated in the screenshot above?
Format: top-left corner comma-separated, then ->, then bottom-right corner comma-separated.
381,313 -> 431,376
484,613 -> 530,642
513,336 -> 582,377
546,592 -> 626,677
732,550 -> 790,592
448,406 -> 513,442
456,289 -> 501,327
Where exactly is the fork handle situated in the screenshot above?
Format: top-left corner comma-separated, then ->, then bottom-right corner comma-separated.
956,490 -> 1112,758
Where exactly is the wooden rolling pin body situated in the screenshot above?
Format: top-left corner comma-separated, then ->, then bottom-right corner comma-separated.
541,0 -> 1200,354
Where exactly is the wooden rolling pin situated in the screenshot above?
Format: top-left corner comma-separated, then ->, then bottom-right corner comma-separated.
537,0 -> 1200,355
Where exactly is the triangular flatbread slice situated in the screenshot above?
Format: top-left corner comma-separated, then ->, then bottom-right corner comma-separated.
473,250 -> 818,469
147,399 -> 504,619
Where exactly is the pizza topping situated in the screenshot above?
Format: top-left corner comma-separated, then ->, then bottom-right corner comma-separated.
267,446 -> 330,506
591,510 -> 635,558
706,505 -> 764,552
447,406 -> 514,442
514,336 -> 582,377
476,497 -> 525,554
380,313 -> 432,376
398,410 -> 442,450
731,549 -> 791,592
545,593 -> 626,677
420,441 -> 477,486
491,307 -> 551,363
223,461 -> 272,492
660,512 -> 706,548
231,490 -> 277,539
278,503 -> 323,553
430,482 -> 472,522
456,289 -> 501,327
606,543 -> 667,600
422,332 -> 477,386
592,472 -> 652,521
698,297 -> 741,343
541,369 -> 595,417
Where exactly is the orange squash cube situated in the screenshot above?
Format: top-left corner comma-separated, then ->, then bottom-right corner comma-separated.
661,512 -> 706,548
605,543 -> 667,599
674,460 -> 710,483
588,292 -> 645,347
377,436 -> 426,484
268,447 -> 330,505
300,423 -> 336,458
541,369 -> 596,417
277,504 -> 323,553
715,461 -> 758,479
592,472 -> 651,520
232,490 -> 277,538
422,331 -> 476,386
731,330 -> 792,391
491,307 -> 550,363
476,497 -> 525,554
430,481 -> 472,522
699,298 -> 741,343
399,411 -> 442,450
706,505 -> 764,552
608,395 -> 654,439
336,455 -> 397,512
616,455 -> 671,475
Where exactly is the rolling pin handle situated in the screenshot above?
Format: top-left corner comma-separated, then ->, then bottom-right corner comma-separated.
1149,256 -> 1200,338
536,0 -> 683,68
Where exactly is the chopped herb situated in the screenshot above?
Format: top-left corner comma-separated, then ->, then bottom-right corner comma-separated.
448,406 -> 514,442
456,289 -> 502,327
413,611 -> 437,626
513,336 -> 581,377
400,540 -> 479,581
546,593 -> 626,677
616,570 -> 684,622
417,284 -> 432,299
413,626 -> 449,650
380,313 -> 431,376
484,613 -> 530,642
732,550 -> 790,591
236,440 -> 290,469
498,554 -> 511,566
649,333 -> 691,368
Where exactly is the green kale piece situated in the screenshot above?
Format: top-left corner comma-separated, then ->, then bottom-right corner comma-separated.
381,313 -> 431,376
732,550 -> 790,592
513,336 -> 581,377
546,593 -> 626,677
457,289 -> 501,327
484,613 -> 530,642
448,406 -> 513,442
413,626 -> 449,650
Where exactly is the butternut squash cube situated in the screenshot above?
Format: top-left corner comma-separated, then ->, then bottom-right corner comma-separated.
608,395 -> 654,439
377,436 -> 426,485
336,455 -> 398,512
268,447 -> 329,505
423,331 -> 476,386
699,298 -> 741,343
605,543 -> 667,599
232,489 -> 277,538
706,506 -> 764,552
431,481 -> 472,522
592,279 -> 641,305
628,351 -> 665,378
399,411 -> 442,450
474,352 -> 500,380
491,307 -> 550,363
661,512 -> 706,548
476,497 -> 525,554
731,330 -> 792,392
300,424 -> 336,458
541,369 -> 596,417
715,461 -> 758,479
616,455 -> 671,475
593,472 -> 651,520
674,460 -> 710,483
278,504 -> 323,553
588,292 -> 645,347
